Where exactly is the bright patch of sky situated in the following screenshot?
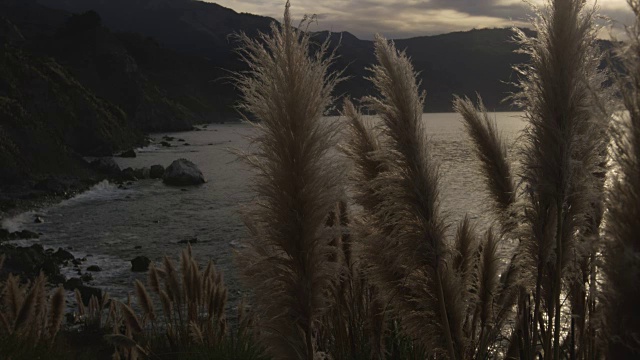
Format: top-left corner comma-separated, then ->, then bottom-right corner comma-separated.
205,0 -> 635,39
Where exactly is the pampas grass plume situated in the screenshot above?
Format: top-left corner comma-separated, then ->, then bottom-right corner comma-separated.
48,286 -> 65,340
454,95 -> 515,228
234,1 -> 343,358
134,280 -> 155,322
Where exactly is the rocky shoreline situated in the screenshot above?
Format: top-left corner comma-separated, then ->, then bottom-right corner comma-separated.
0,175 -> 104,220
0,242 -> 98,302
0,152 -> 206,305
0,143 -> 206,219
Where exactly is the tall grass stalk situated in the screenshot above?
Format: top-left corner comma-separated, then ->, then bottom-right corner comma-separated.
454,96 -> 516,233
234,2 -> 343,358
602,1 -> 640,357
0,269 -> 66,354
352,35 -> 462,359
512,0 -> 608,357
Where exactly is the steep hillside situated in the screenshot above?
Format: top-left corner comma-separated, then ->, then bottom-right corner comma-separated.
37,0 -> 273,62
1,1 -> 232,130
0,42 -> 141,184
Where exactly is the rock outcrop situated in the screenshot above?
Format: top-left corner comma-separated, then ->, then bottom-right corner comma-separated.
131,256 -> 151,272
119,149 -> 136,158
150,165 -> 165,179
162,159 -> 204,186
90,158 -> 121,174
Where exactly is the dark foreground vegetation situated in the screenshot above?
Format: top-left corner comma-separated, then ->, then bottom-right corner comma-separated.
2,0 -> 640,359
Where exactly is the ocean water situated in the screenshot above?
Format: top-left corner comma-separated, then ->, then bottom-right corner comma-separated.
2,112 -> 526,303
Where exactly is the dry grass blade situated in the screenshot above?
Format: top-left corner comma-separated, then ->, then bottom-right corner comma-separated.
134,280 -> 155,322
454,95 -> 515,230
511,0 -> 609,356
234,1 -> 344,359
4,274 -> 23,321
48,286 -> 65,339
477,229 -> 501,336
602,1 -> 640,356
159,290 -> 172,321
453,216 -> 479,289
121,302 -> 143,333
163,256 -> 182,308
32,274 -> 47,331
148,263 -> 161,294
358,34 -> 462,359
75,289 -> 85,316
341,98 -> 386,213
189,321 -> 204,345
13,282 -> 37,332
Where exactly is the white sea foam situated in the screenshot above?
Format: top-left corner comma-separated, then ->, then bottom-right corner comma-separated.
2,239 -> 40,246
1,210 -> 37,232
136,144 -> 160,153
229,239 -> 247,249
59,180 -> 130,206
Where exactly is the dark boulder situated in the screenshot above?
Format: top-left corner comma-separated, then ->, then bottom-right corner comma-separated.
134,168 -> 150,179
12,244 -> 46,275
120,167 -> 137,181
0,244 -> 64,283
119,149 -> 136,158
86,265 -> 101,272
34,216 -> 44,224
81,273 -> 93,282
162,159 -> 205,186
160,141 -> 171,147
64,277 -> 83,291
90,158 -> 121,174
150,165 -> 165,179
0,229 -> 40,241
131,256 -> 151,272
20,230 -> 39,239
42,257 -> 65,284
53,248 -> 75,262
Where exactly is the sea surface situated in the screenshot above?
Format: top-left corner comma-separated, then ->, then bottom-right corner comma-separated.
2,112 -> 527,304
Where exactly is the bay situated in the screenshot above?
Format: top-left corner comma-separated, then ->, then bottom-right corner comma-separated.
2,112 -> 527,304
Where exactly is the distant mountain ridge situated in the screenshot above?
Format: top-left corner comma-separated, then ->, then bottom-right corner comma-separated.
38,0 -> 273,61
35,0 -> 534,112
0,0 -> 611,187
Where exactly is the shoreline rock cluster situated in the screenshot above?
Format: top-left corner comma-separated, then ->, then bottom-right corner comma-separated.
89,156 -> 166,181
0,241 -> 152,305
90,156 -> 204,186
0,243 -> 101,303
0,148 -> 203,306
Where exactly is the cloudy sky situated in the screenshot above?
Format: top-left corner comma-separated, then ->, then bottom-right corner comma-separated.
206,0 -> 636,39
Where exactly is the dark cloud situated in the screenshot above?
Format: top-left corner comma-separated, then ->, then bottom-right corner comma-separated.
211,0 -> 634,40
